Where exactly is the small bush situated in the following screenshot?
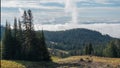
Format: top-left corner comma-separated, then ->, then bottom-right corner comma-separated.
80,58 -> 84,61
116,65 -> 120,68
107,64 -> 110,67
87,60 -> 92,63
86,57 -> 89,60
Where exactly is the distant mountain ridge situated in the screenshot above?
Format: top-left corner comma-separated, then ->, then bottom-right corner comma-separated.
42,28 -> 117,50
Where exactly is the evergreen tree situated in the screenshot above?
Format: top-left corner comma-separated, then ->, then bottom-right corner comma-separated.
85,43 -> 93,55
2,21 -> 8,59
18,19 -> 22,37
13,17 -> 18,38
2,9 -> 51,61
85,45 -> 89,55
21,9 -> 51,61
13,17 -> 19,59
17,19 -> 23,59
2,22 -> 14,59
88,43 -> 93,55
22,10 -> 34,60
114,39 -> 120,57
104,41 -> 118,57
40,30 -> 51,61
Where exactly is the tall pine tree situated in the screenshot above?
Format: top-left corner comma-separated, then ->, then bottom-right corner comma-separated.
22,9 -> 51,61
13,17 -> 19,59
85,43 -> 93,55
3,22 -> 14,59
88,43 -> 93,55
17,19 -> 23,59
41,29 -> 51,61
22,10 -> 33,60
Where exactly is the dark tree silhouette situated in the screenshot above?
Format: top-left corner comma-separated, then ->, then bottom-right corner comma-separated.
2,22 -> 14,59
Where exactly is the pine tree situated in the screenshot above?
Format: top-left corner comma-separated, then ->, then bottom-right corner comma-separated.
13,17 -> 20,59
88,43 -> 93,55
17,19 -> 23,59
13,17 -> 18,38
85,45 -> 89,55
104,41 -> 118,57
114,39 -> 120,57
41,30 -> 51,61
21,9 -> 51,61
2,21 -> 8,59
22,10 -> 33,60
85,43 -> 93,55
3,22 -> 14,59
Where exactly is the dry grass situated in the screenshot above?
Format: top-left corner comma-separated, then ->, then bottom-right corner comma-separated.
91,56 -> 120,67
1,60 -> 25,68
57,56 -> 120,67
51,56 -> 61,62
1,56 -> 60,68
1,56 -> 120,68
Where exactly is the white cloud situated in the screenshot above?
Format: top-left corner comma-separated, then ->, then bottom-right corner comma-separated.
2,0 -> 120,9
1,0 -> 120,38
94,0 -> 109,4
1,0 -> 63,9
40,0 -> 64,4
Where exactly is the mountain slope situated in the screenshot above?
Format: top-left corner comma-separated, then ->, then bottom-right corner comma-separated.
42,28 -> 115,50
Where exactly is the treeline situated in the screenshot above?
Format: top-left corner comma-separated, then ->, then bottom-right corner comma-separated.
103,40 -> 120,57
70,40 -> 120,58
44,29 -> 120,58
2,9 -> 51,61
47,39 -> 120,58
44,29 -> 113,51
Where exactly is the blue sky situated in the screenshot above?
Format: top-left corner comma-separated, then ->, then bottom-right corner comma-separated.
1,0 -> 120,38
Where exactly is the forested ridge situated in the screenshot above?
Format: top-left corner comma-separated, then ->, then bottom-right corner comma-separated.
43,29 -> 114,50
39,28 -> 120,58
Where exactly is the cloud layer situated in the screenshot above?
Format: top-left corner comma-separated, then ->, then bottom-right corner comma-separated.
2,0 -> 120,8
1,0 -> 120,38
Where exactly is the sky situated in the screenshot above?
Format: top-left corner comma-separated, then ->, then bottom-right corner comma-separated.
1,0 -> 120,38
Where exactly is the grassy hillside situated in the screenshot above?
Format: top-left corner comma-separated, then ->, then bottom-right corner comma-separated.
1,56 -> 120,68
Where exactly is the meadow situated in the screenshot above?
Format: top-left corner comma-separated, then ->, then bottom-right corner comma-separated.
1,56 -> 120,68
